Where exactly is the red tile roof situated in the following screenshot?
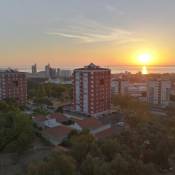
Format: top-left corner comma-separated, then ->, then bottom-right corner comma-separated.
49,113 -> 68,123
43,125 -> 72,138
75,118 -> 103,130
94,127 -> 114,140
33,115 -> 46,122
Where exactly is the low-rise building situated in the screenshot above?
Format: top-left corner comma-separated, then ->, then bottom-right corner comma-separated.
44,118 -> 61,128
33,113 -> 69,129
49,113 -> 69,123
32,115 -> 47,128
70,117 -> 111,134
42,125 -> 72,145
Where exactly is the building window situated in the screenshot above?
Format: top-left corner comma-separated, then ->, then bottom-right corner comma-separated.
13,81 -> 19,87
100,79 -> 105,85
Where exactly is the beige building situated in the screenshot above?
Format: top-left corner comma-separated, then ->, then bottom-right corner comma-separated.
111,78 -> 128,95
147,79 -> 171,106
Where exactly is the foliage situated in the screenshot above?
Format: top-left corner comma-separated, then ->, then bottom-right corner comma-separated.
26,123 -> 175,175
33,106 -> 50,115
112,95 -> 152,128
0,110 -> 33,153
0,100 -> 20,112
56,106 -> 64,113
70,131 -> 96,163
28,80 -> 72,101
27,152 -> 76,175
26,95 -> 175,174
33,97 -> 53,106
112,95 -> 149,113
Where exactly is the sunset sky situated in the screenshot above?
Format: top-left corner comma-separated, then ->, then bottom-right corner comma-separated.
0,0 -> 175,68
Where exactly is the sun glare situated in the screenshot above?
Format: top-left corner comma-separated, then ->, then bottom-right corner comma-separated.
138,53 -> 151,65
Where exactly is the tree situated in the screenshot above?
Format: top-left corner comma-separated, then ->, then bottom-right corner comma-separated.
33,106 -> 49,115
27,152 -> 76,175
100,139 -> 121,161
56,106 -> 63,113
48,152 -> 76,175
80,155 -> 110,175
0,100 -> 20,112
27,161 -> 49,175
70,131 -> 95,163
0,111 -> 33,153
110,154 -> 129,175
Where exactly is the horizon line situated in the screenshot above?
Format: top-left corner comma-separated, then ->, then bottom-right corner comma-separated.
0,64 -> 175,70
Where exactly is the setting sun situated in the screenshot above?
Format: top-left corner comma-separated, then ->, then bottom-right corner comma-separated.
131,49 -> 158,66
138,53 -> 152,65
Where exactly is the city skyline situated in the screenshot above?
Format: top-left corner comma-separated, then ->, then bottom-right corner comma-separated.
1,0 -> 175,67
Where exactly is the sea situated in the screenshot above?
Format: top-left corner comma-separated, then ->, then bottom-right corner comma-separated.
2,65 -> 175,74
108,65 -> 175,74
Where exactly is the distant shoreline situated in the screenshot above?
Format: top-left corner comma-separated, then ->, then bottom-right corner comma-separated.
9,65 -> 175,74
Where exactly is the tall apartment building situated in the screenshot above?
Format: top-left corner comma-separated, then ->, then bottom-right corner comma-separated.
0,69 -> 27,104
73,63 -> 111,117
45,64 -> 51,77
45,64 -> 57,79
57,68 -> 61,78
49,68 -> 57,79
147,79 -> 171,106
32,64 -> 37,73
111,78 -> 128,95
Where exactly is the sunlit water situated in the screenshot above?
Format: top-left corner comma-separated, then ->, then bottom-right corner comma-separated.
109,65 -> 175,74
141,66 -> 148,74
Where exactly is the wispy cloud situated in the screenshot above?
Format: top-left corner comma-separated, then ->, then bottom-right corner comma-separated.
47,32 -> 93,42
46,19 -> 143,45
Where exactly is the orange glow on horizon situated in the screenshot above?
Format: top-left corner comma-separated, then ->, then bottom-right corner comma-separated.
0,46 -> 173,67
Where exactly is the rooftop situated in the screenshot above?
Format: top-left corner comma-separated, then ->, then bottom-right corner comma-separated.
49,113 -> 69,123
32,115 -> 47,122
43,125 -> 72,138
94,127 -> 115,140
33,113 -> 69,123
84,63 -> 100,69
0,68 -> 19,73
74,63 -> 110,72
74,117 -> 103,130
98,112 -> 125,125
